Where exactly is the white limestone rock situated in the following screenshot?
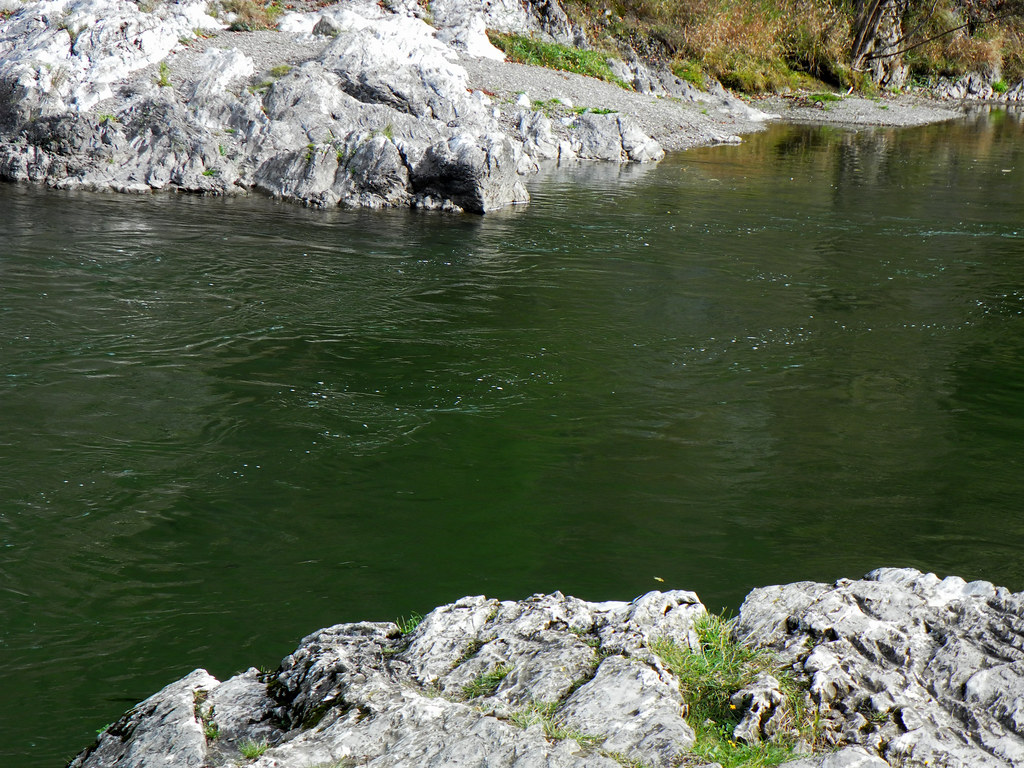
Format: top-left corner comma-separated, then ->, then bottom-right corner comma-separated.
570,113 -> 665,163
560,655 -> 695,766
736,568 -> 1024,767
67,669 -> 220,768
0,0 -> 221,118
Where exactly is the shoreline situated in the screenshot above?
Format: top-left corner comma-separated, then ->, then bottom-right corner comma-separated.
461,56 -> 966,152
0,0 -> 977,213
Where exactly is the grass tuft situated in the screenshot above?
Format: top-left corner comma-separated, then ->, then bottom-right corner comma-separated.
462,663 -> 511,699
487,31 -> 631,88
193,689 -> 219,740
507,700 -> 604,747
651,612 -> 817,767
238,738 -> 270,759
395,612 -> 423,635
154,61 -> 172,88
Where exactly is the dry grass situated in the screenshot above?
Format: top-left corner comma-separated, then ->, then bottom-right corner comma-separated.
569,0 -> 853,91
1001,25 -> 1024,82
567,0 -> 1024,92
221,0 -> 283,31
904,5 -> 1006,80
676,0 -> 851,91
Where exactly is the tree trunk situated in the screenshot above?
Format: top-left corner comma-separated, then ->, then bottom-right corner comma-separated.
851,0 -> 910,88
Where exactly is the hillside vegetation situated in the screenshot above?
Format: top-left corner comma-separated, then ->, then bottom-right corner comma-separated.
560,0 -> 1024,92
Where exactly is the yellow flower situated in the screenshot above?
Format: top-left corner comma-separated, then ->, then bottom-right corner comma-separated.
730,704 -> 737,710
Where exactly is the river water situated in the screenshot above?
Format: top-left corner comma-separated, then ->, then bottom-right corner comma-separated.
3,112 -> 1024,765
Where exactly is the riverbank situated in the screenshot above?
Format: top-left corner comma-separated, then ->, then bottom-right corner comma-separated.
69,568 -> 1024,768
0,0 -> 966,213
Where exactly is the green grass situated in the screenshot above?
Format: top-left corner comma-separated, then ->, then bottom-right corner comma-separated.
374,123 -> 395,142
487,31 -> 630,89
238,738 -> 270,759
528,98 -> 617,117
507,700 -> 604,747
462,664 -> 511,699
670,59 -> 707,88
992,79 -> 1009,93
269,64 -> 292,77
193,689 -> 219,740
456,638 -> 485,665
154,61 -> 172,88
807,91 -> 841,102
651,612 -> 816,768
604,753 -> 654,768
396,612 -> 423,635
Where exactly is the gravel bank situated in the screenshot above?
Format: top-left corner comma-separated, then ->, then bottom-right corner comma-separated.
461,55 -> 775,152
753,92 -> 962,128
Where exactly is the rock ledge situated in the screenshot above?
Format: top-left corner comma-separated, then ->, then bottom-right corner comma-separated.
69,568 -> 1024,768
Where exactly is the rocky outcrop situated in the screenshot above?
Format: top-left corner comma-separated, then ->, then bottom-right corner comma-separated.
0,0 -> 677,212
737,567 -> 1024,767
68,569 -> 1024,768
932,72 -> 1024,102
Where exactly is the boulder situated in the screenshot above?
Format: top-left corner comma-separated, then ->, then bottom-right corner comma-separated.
412,133 -> 529,212
430,0 -> 581,47
569,113 -> 665,163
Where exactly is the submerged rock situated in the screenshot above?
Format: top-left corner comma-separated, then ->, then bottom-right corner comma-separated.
69,569 -> 1024,768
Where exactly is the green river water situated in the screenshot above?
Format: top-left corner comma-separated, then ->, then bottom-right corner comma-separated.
2,113 -> 1024,765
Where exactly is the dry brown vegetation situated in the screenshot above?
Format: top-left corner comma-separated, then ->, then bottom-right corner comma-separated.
220,0 -> 283,31
565,0 -> 1024,91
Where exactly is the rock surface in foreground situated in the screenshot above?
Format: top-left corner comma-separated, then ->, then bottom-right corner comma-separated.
69,568 -> 1024,768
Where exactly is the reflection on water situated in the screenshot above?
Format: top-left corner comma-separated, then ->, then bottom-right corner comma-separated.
3,114 -> 1024,765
